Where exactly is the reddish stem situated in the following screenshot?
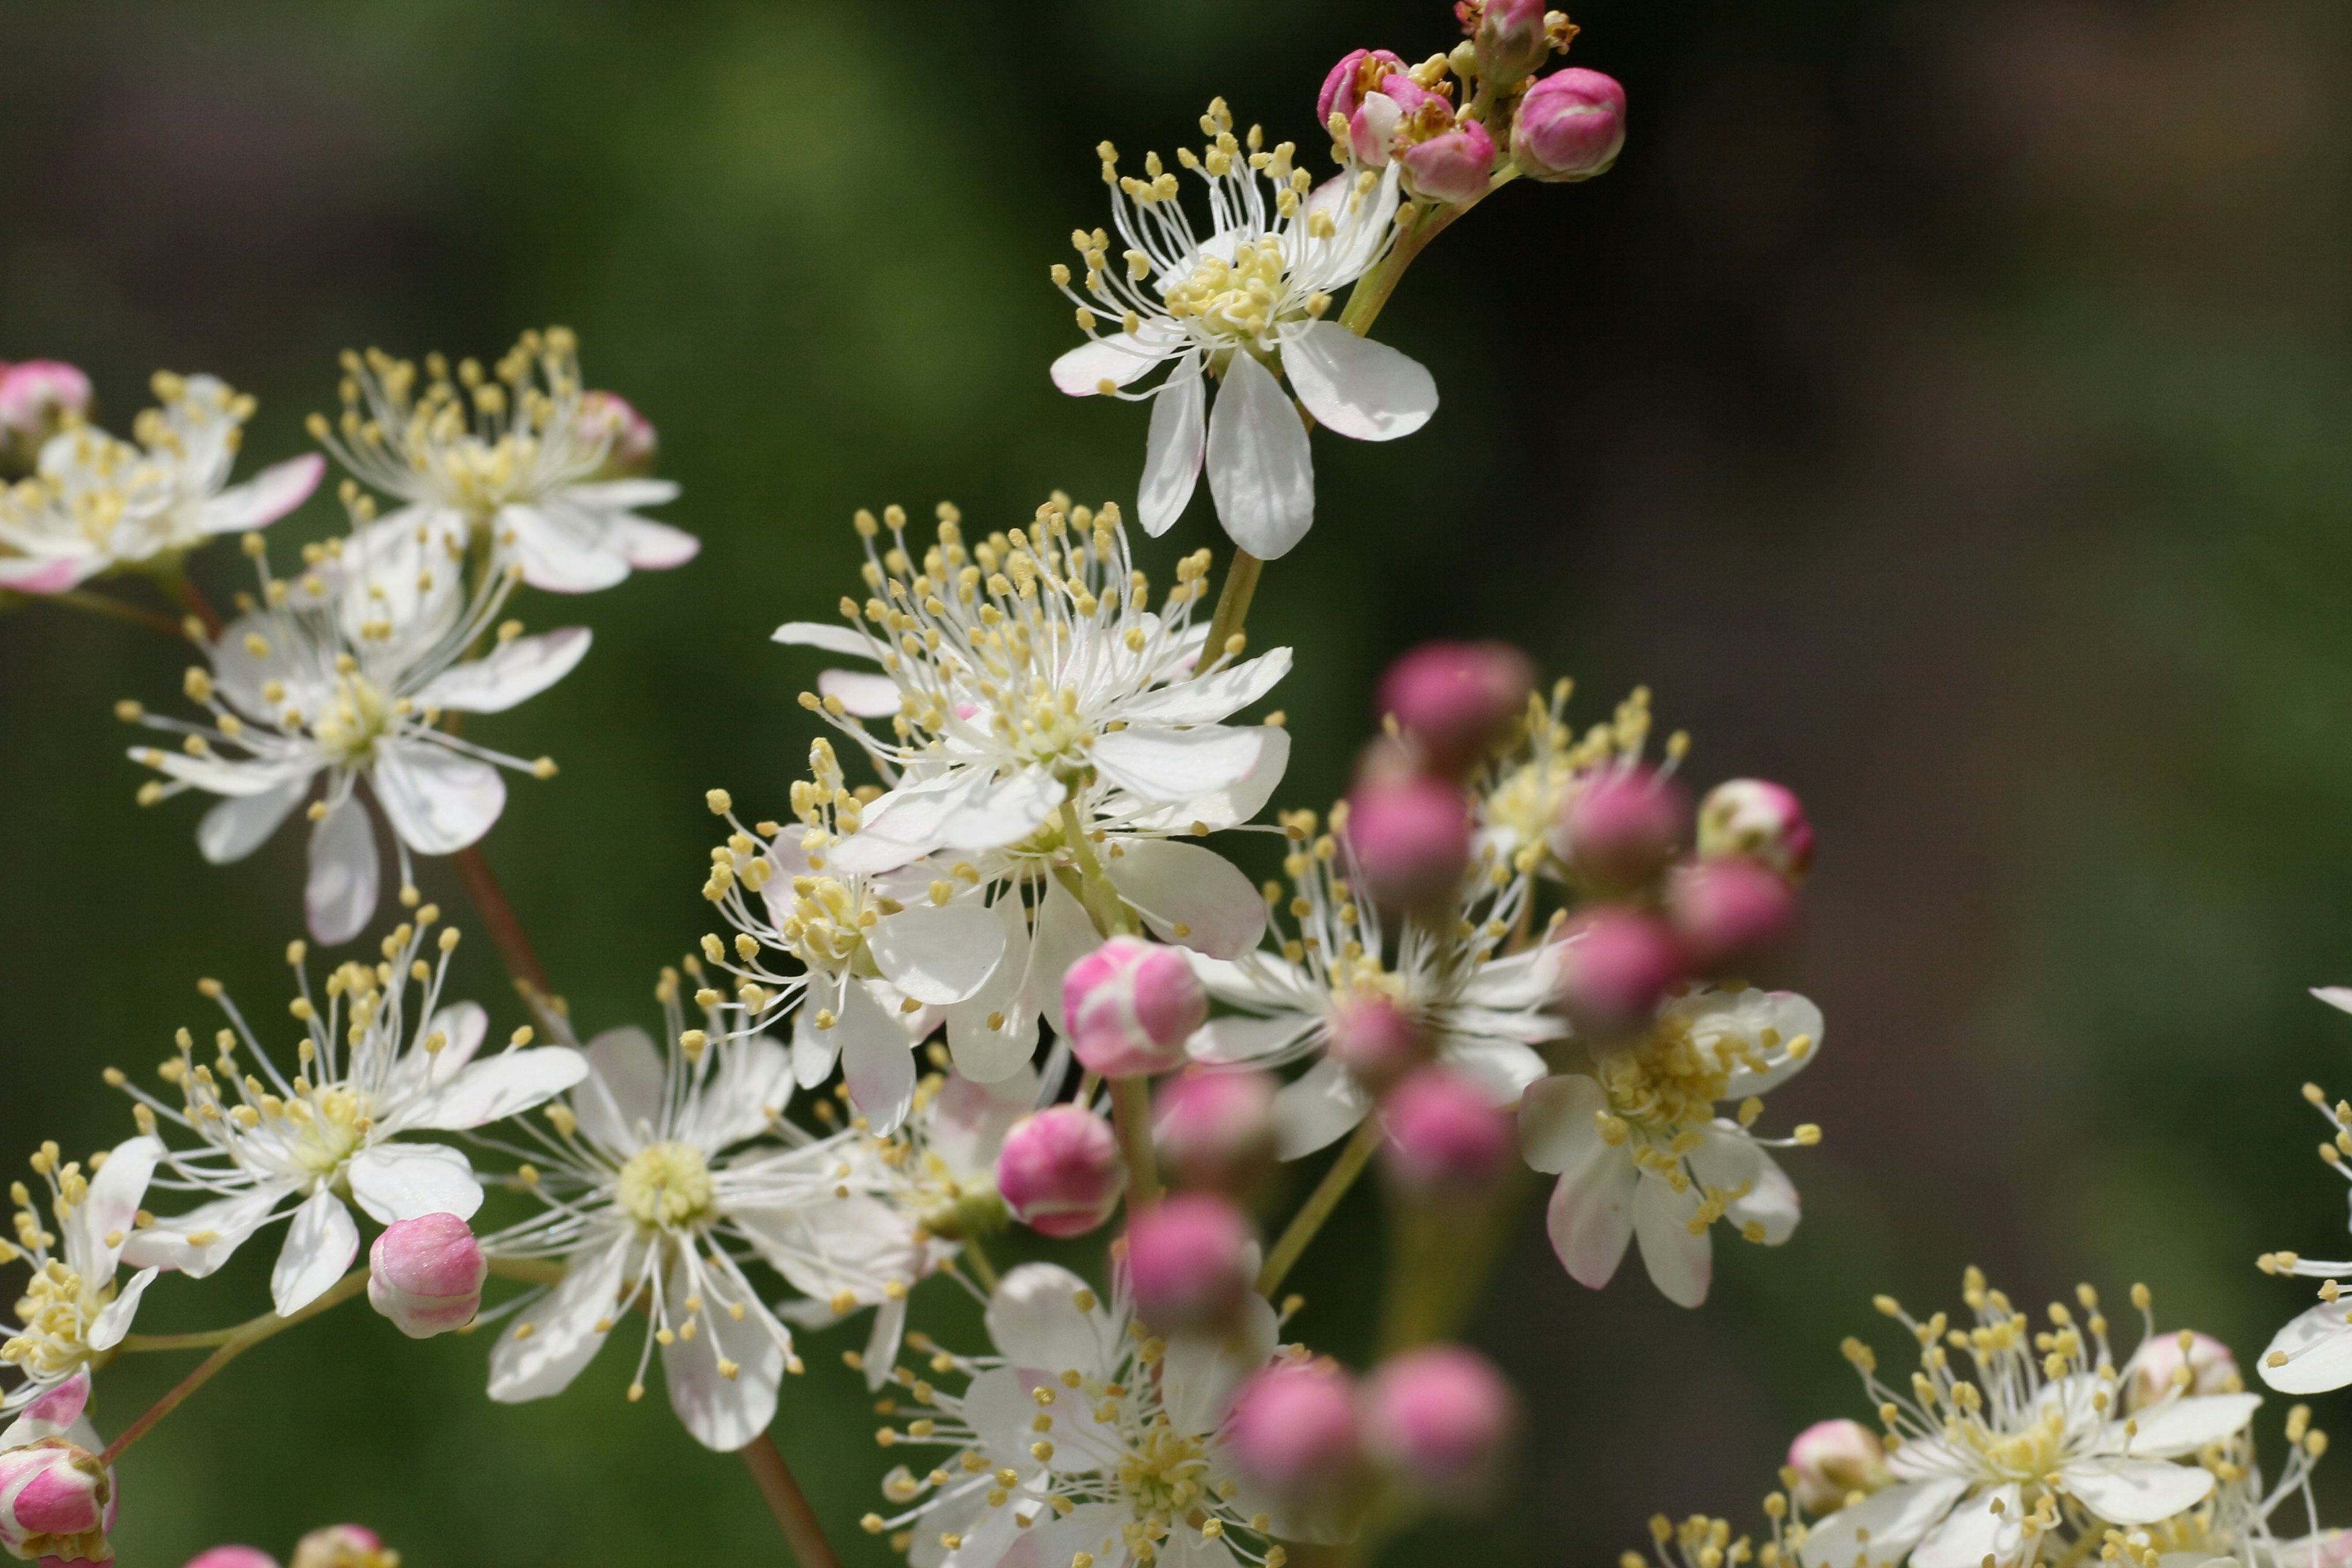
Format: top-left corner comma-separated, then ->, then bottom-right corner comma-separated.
739,1433 -> 844,1568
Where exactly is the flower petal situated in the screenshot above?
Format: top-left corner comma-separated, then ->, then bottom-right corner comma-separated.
371,740 -> 507,856
1910,1484 -> 2022,1568
1139,359 -> 1207,535
488,1230 -> 632,1403
1272,1056 -> 1374,1160
1033,877 -> 1101,1038
938,768 -> 1069,853
986,1263 -> 1114,1376
86,1268 -> 157,1353
613,516 -> 700,570
1205,350 -> 1316,559
837,982 -> 919,1133
772,620 -> 878,658
573,1026 -> 665,1149
2261,1302 -> 2352,1394
2060,1457 -> 2214,1526
733,1195 -> 925,1308
870,903 -> 1008,1005
497,503 -> 630,593
2113,1392 -> 2261,1458
1159,1291 -> 1278,1435
1118,725 -> 1291,835
1102,838 -> 1266,959
1091,725 -> 1265,804
1438,1034 -> 1547,1104
1797,1479 -> 1971,1568
118,1186 -> 287,1277
1119,650 -> 1291,730
70,1135 -> 159,1278
927,1066 -> 1041,1176
1281,321 -> 1438,442
1519,1075 -> 1605,1175
1541,1147 -> 1640,1289
272,1188 -> 360,1316
306,794 -> 380,945
1687,1126 -> 1801,1246
345,1140 -> 484,1224
682,1033 -> 795,1152
1050,330 -> 1180,396
400,1047 -> 589,1132
413,628 -> 592,714
824,771 -> 988,875
944,899 -> 1046,1084
198,453 -> 325,533
197,775 -> 309,864
818,668 -> 903,717
1632,1170 -> 1712,1307
661,1257 -> 788,1452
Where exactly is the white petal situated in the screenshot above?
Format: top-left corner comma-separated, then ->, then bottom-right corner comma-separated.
1189,1012 -> 1318,1065
2314,986 -> 2352,1016
70,1134 -> 159,1278
837,982 -> 919,1133
1091,725 -> 1265,804
1050,330 -> 1180,397
1798,1479 -> 1971,1568
488,1231 -> 631,1403
568,1027 -> 665,1148
682,1033 -> 795,1151
870,904 -> 1009,1005
273,1188 -> 361,1316
198,453 -> 325,533
1438,1034 -> 1547,1104
197,774 -> 309,863
401,1047 -> 589,1131
1120,650 -> 1292,729
1103,838 -> 1266,959
938,768 -> 1069,853
1704,989 -> 1826,1098
1204,351 -> 1315,560
144,747 -> 312,797
926,1066 -> 1041,1176
118,1187 -> 286,1277
1032,877 -> 1102,1038
345,1141 -> 484,1224
413,628 -> 592,714
772,620 -> 878,658
1910,1485 -> 2022,1568
1159,1292 -> 1278,1434
86,1268 -> 157,1352
1281,322 -> 1438,442
1633,1171 -> 1712,1307
818,669 -> 903,718
497,503 -> 630,593
1120,725 -> 1291,834
2061,1457 -> 2214,1526
986,1263 -> 1114,1376
825,771 -> 986,875
564,478 -> 681,510
1687,1126 -> 1801,1246
791,1003 -> 842,1089
371,740 -> 507,855
1273,1056 -> 1374,1160
1139,360 -> 1207,535
1519,1075 -> 1606,1175
661,1257 -> 787,1452
2261,1302 -> 2352,1394
2113,1392 -> 2261,1458
613,517 -> 699,570
733,1195 -> 925,1306
944,900 -> 1046,1084
306,795 -> 380,944
1540,1141 -> 1640,1289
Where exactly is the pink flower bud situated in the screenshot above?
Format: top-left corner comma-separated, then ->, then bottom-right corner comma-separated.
576,390 -> 657,478
0,362 -> 94,466
1510,68 -> 1626,183
1399,120 -> 1497,205
1063,937 -> 1207,1078
1473,0 -> 1552,86
1327,992 -> 1434,1096
1318,49 -> 1409,127
996,1106 -> 1126,1238
0,1440 -> 113,1563
185,1550 -> 279,1568
2126,1330 -> 2241,1411
290,1526 -> 390,1568
1125,1193 -> 1256,1333
1785,1419 -> 1888,1513
1697,778 -> 1815,882
1667,858 -> 1797,970
1345,777 -> 1472,913
1227,1362 -> 1365,1515
1554,908 -> 1683,1036
1381,1069 -> 1515,1194
1362,1345 -> 1518,1506
1560,768 -> 1687,892
1155,1071 -> 1278,1194
367,1213 -> 486,1340
1378,640 -> 1534,773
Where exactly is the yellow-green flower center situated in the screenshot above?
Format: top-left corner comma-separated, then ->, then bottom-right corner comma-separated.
618,1140 -> 715,1232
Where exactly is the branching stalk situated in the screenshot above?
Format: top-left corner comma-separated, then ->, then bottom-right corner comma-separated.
1257,1116 -> 1385,1295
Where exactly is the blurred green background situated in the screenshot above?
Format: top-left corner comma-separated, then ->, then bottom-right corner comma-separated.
6,0 -> 2352,1561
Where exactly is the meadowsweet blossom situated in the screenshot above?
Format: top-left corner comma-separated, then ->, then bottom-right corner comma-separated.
1520,984 -> 1820,1308
1050,100 -> 1431,557
308,328 -> 693,594
123,510 -> 589,943
857,1261 -> 1325,1568
0,1139 -> 160,1414
1471,679 -> 1678,880
0,372 -> 320,594
2255,993 -> 2352,1397
1185,804 -> 1556,1159
113,918 -> 585,1316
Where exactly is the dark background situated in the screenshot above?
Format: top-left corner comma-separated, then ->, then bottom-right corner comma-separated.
5,0 -> 2351,1561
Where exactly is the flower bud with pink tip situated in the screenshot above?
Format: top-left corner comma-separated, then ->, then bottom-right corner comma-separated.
577,390 -> 658,479
1328,992 -> 1434,1096
1667,858 -> 1797,970
1227,1360 -> 1366,1525
0,361 -> 93,469
996,1106 -> 1126,1238
1554,907 -> 1683,1037
1346,777 -> 1472,913
185,1550 -> 278,1568
289,1525 -> 393,1568
367,1212 -> 486,1340
1697,778 -> 1815,882
1362,1345 -> 1520,1507
1063,937 -> 1208,1079
1785,1419 -> 1888,1513
1155,1071 -> 1278,1194
1125,1193 -> 1256,1333
1318,48 -> 1409,129
2126,1330 -> 2241,1411
1381,1069 -> 1515,1196
0,1441 -> 113,1564
1472,0 -> 1553,86
1511,68 -> 1626,183
1400,120 -> 1497,205
1378,641 -> 1534,774
1561,768 -> 1687,893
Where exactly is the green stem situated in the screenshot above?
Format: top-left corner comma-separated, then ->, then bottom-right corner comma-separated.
1195,549 -> 1264,679
1059,800 -> 1137,938
51,590 -> 185,638
165,572 -> 223,640
1110,1075 -> 1163,1212
1257,1115 -> 1385,1296
101,1268 -> 370,1464
960,1235 -> 1001,1294
740,1433 -> 845,1568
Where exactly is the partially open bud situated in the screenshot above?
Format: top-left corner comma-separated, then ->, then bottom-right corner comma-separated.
0,1439 -> 113,1564
1399,120 -> 1498,206
289,1526 -> 394,1568
367,1213 -> 486,1340
1667,858 -> 1797,970
1381,1069 -> 1515,1196
1063,937 -> 1207,1078
1327,992 -> 1434,1096
2125,1330 -> 2242,1411
1155,1070 -> 1278,1194
1125,1193 -> 1256,1333
185,1550 -> 279,1568
1554,908 -> 1683,1037
576,390 -> 657,478
1785,1419 -> 1888,1513
1317,48 -> 1409,129
1697,778 -> 1815,882
1378,641 -> 1535,775
1345,777 -> 1472,913
0,361 -> 93,470
996,1106 -> 1125,1238
1227,1362 -> 1365,1529
1560,768 -> 1687,893
1473,0 -> 1553,86
1510,68 -> 1626,183
1362,1345 -> 1519,1508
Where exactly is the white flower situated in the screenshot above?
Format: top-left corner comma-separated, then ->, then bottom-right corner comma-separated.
771,497 -> 1289,878
124,513 -> 589,943
1794,1273 -> 2260,1568
115,917 -> 586,1316
1185,804 -> 1555,1159
480,973 -> 903,1452
1519,984 -> 1820,1309
0,372 -> 321,592
2255,991 -> 2352,1398
859,1261 -> 1316,1568
0,1138 -> 162,1413
309,327 -> 694,594
1050,100 -> 1434,557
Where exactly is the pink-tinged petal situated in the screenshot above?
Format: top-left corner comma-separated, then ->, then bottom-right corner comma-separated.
0,554 -> 96,594
306,796 -> 380,945
271,1188 -> 360,1315
1204,351 -> 1315,560
1102,838 -> 1266,959
1632,1172 -> 1711,1307
1281,322 -> 1437,442
1138,360 -> 1207,536
199,453 -> 325,534
496,503 -> 630,594
371,741 -> 506,856
612,516 -> 699,570
1536,1110 -> 1640,1288
413,627 -> 591,714
1090,725 -> 1265,804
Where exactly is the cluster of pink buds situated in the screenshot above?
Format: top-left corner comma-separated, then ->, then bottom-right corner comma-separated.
0,360 -> 93,475
186,1523 -> 398,1568
1351,640 -> 1535,911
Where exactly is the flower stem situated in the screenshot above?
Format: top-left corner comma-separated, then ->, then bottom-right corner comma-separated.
100,1267 -> 370,1465
1196,548 -> 1263,677
166,573 -> 223,640
1257,1115 -> 1385,1296
51,590 -> 186,638
959,1235 -> 1001,1294
739,1432 -> 844,1568
1110,1074 -> 1163,1212
451,842 -> 563,1034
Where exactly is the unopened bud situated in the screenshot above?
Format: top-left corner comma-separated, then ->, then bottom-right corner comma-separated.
1785,1419 -> 1889,1513
1381,1069 -> 1515,1195
2125,1330 -> 2241,1410
1697,778 -> 1815,882
368,1212 -> 486,1339
1062,937 -> 1206,1077
1362,1345 -> 1519,1507
186,1550 -> 281,1568
1666,858 -> 1798,971
1511,67 -> 1626,183
1327,992 -> 1434,1096
995,1107 -> 1125,1239
290,1525 -> 393,1568
1398,120 -> 1498,206
1316,48 -> 1409,128
1226,1362 -> 1365,1526
1154,1070 -> 1278,1194
1474,0 -> 1551,86
0,1438 -> 113,1563
1346,776 -> 1472,913
1560,768 -> 1687,893
1554,908 -> 1683,1038
1125,1193 -> 1256,1333
577,390 -> 658,478
1378,641 -> 1534,775
0,361 -> 94,471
